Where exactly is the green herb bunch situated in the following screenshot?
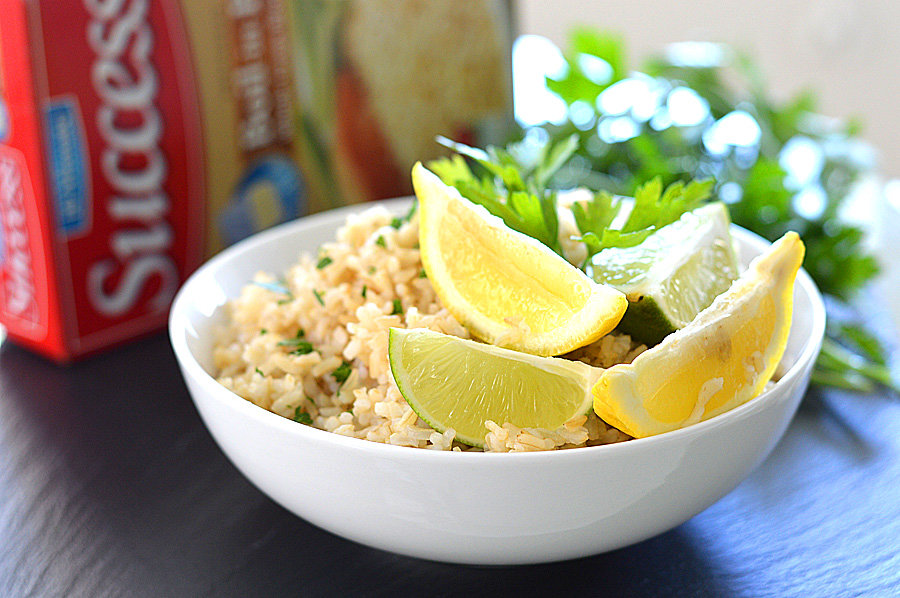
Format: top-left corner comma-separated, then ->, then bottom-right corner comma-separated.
534,27 -> 896,395
429,135 -> 715,267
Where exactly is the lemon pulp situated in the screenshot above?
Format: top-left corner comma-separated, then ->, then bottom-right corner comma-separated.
412,163 -> 627,357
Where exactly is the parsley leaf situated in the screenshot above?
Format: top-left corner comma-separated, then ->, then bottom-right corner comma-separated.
391,299 -> 403,315
279,330 -> 313,354
536,27 -> 891,395
389,202 -> 419,230
837,323 -> 887,366
427,134 -> 580,256
316,256 -> 333,269
402,201 -> 418,223
278,328 -> 313,355
312,289 -> 325,306
331,361 -> 352,385
281,339 -> 314,355
572,177 -> 712,261
293,408 -> 313,425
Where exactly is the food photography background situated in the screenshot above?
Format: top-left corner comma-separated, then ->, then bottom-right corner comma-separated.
1,0 -> 899,596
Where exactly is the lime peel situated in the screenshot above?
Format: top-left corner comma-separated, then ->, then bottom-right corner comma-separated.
588,202 -> 739,346
388,327 -> 599,448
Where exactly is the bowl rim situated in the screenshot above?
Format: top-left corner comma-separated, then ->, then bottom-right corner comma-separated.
169,198 -> 826,464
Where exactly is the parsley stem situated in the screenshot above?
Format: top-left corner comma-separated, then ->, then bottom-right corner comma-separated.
816,339 -> 899,394
809,369 -> 874,393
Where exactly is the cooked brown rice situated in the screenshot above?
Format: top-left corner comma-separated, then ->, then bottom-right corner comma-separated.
213,206 -> 645,452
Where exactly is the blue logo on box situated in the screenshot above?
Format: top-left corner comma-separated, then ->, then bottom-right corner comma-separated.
44,98 -> 90,237
219,155 -> 305,246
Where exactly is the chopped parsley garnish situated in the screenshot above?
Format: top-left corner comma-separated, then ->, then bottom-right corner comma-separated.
391,299 -> 403,315
259,328 -> 268,335
404,201 -> 418,222
312,289 -> 325,306
290,341 -> 314,355
278,336 -> 305,347
418,269 -> 427,279
255,367 -> 264,376
375,235 -> 387,248
276,329 -> 305,345
279,333 -> 314,354
361,284 -> 368,298
316,255 -> 333,269
390,202 -> 418,229
331,361 -> 352,385
293,408 -> 313,425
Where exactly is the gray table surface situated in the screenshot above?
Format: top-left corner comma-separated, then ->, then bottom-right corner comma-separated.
1,327 -> 898,597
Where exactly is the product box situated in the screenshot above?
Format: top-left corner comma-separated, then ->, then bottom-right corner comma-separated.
0,0 -> 513,362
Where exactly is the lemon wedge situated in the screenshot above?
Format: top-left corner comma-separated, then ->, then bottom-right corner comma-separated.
411,163 -> 627,357
388,327 -> 598,447
592,232 -> 805,438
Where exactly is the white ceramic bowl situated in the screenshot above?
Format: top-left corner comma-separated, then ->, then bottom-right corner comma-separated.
169,198 -> 825,565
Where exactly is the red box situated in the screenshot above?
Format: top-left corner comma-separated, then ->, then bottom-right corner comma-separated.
0,0 -> 514,362
0,0 -> 206,361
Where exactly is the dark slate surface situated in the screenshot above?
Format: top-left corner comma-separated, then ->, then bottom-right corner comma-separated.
1,331 -> 898,597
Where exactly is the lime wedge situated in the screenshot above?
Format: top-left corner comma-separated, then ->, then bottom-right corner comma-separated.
586,202 -> 740,346
593,232 -> 804,437
388,327 -> 598,448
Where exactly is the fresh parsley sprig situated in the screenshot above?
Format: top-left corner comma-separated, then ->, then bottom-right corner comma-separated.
429,135 -> 711,269
537,27 -> 895,396
428,135 -> 580,256
572,177 -> 713,262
